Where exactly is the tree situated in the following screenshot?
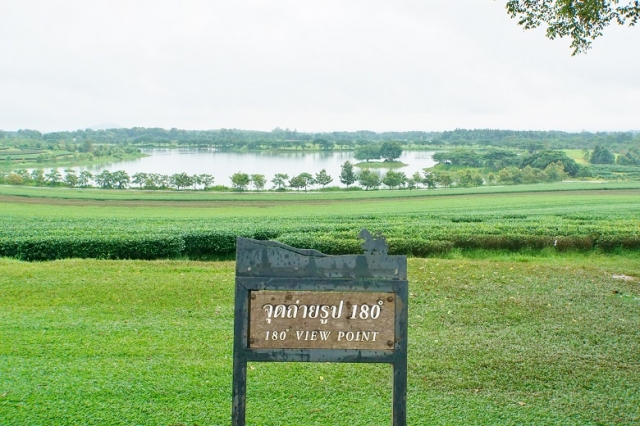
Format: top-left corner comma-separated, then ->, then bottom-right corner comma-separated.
498,166 -> 523,185
406,177 -> 417,190
289,175 -> 306,192
423,171 -> 436,189
434,149 -> 482,167
520,150 -> 580,176
412,171 -> 424,189
250,174 -> 266,191
358,169 -> 381,190
379,141 -> 403,162
382,171 -> 407,189
197,174 -> 215,190
271,173 -> 289,190
339,161 -> 357,187
45,169 -> 62,186
7,173 -> 24,185
289,172 -> 314,192
506,0 -> 640,55
94,170 -> 113,188
111,170 -> 130,189
132,172 -> 148,188
520,165 -> 541,184
456,170 -> 484,187
433,171 -> 454,188
314,138 -> 334,151
64,169 -> 78,187
543,161 -> 568,182
616,147 -> 640,165
30,169 -> 45,186
590,144 -> 615,164
145,173 -> 164,189
170,172 -> 193,190
14,169 -> 31,183
354,144 -> 381,162
230,172 -> 250,191
78,171 -> 93,187
486,172 -> 497,185
314,169 -> 333,188
79,139 -> 94,153
482,149 -> 519,170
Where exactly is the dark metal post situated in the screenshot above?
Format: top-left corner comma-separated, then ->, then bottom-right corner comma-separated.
231,280 -> 248,425
392,281 -> 408,426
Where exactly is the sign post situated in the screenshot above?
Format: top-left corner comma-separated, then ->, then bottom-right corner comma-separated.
232,230 -> 408,425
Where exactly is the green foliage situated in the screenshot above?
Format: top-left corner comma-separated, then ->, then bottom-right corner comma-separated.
250,174 -> 266,191
456,169 -> 484,187
379,141 -> 403,162
507,0 -> 640,55
433,149 -> 482,167
45,169 -> 62,186
78,170 -> 92,187
590,144 -> 616,164
314,138 -> 334,151
230,172 -> 250,191
170,172 -> 194,190
132,172 -> 148,188
339,161 -> 356,187
1,186 -> 639,261
617,148 -> 640,165
111,170 -> 130,189
432,171 -> 454,188
271,173 -> 289,190
314,169 -> 333,188
354,144 -> 381,162
94,170 -> 113,188
197,173 -> 215,189
289,173 -> 314,192
381,170 -> 407,189
7,173 -> 24,185
63,169 -> 78,187
521,150 -> 580,177
357,169 -> 381,190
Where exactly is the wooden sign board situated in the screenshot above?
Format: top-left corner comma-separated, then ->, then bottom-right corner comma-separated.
232,231 -> 408,426
249,290 -> 395,350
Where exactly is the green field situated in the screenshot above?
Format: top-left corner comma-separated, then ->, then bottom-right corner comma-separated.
1,255 -> 638,424
1,183 -> 639,423
1,183 -> 640,261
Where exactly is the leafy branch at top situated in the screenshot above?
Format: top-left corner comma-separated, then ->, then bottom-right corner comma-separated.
506,0 -> 640,54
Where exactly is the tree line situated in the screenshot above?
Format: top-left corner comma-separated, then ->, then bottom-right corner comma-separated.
1,157 -> 572,192
2,127 -> 638,153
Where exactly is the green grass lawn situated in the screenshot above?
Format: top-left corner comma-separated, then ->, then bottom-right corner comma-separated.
563,149 -> 590,165
1,255 -> 638,424
3,181 -> 640,202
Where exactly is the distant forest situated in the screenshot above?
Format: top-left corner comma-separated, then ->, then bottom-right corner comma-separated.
1,127 -> 639,152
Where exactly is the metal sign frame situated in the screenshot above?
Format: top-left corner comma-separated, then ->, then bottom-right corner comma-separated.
231,234 -> 408,425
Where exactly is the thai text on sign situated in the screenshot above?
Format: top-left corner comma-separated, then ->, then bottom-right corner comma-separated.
249,291 -> 395,350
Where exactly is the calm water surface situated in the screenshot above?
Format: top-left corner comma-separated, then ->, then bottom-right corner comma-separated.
72,149 -> 437,187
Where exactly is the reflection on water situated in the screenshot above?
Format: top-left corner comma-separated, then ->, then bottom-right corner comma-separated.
68,148 -> 436,187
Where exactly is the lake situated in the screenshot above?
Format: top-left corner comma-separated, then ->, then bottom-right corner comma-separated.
72,149 -> 438,187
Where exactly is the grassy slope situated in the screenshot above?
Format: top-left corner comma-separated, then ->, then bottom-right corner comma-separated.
2,181 -> 640,202
2,185 -> 640,220
1,256 -> 638,424
0,152 -> 147,172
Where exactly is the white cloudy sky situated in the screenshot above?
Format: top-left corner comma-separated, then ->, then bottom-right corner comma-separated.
1,1 -> 639,133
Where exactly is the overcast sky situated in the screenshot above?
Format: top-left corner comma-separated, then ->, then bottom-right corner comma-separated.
1,1 -> 639,133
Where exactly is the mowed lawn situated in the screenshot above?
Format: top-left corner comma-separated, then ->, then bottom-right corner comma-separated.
1,255 -> 638,425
